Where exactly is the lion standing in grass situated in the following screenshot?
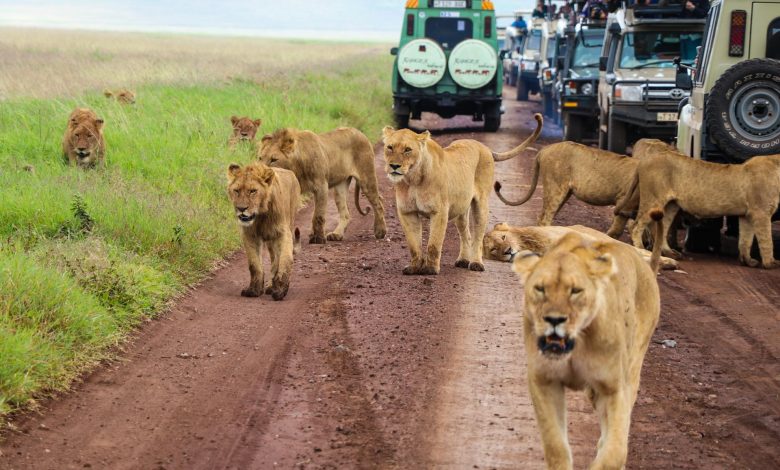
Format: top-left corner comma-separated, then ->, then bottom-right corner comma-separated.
381,114 -> 542,275
62,107 -> 105,169
104,89 -> 136,104
227,162 -> 301,301
258,127 -> 386,244
512,211 -> 663,470
228,116 -> 262,148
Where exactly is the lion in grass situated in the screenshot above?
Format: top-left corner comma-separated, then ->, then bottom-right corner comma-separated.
62,107 -> 105,168
493,142 -> 639,238
103,89 -> 136,104
483,222 -> 679,270
228,116 -> 262,148
512,210 -> 663,470
227,162 -> 302,301
258,127 -> 386,244
623,149 -> 780,268
381,113 -> 543,275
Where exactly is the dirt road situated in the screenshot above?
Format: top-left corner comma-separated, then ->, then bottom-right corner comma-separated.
2,93 -> 779,469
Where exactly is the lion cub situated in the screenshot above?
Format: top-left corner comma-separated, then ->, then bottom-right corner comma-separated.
381,114 -> 542,275
103,89 -> 136,104
227,162 -> 301,301
512,212 -> 663,470
258,127 -> 387,244
228,116 -> 262,148
62,107 -> 105,169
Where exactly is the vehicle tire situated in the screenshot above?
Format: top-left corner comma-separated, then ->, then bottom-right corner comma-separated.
564,114 -> 583,142
510,66 -> 519,87
684,218 -> 722,254
394,113 -> 410,129
484,114 -> 501,132
705,58 -> 780,162
542,91 -> 553,117
516,79 -> 529,101
607,114 -> 627,154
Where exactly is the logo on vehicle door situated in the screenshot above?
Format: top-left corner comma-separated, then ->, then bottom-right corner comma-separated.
669,88 -> 685,99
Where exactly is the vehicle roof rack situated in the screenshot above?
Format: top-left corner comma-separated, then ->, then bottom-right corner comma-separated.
622,0 -> 707,24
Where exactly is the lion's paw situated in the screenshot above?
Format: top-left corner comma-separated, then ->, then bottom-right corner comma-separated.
241,287 -> 261,298
454,259 -> 470,269
468,262 -> 485,272
309,234 -> 327,244
326,232 -> 344,241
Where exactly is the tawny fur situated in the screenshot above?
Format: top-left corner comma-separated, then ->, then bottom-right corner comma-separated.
381,113 -> 543,275
483,222 -> 679,270
62,107 -> 105,169
228,116 -> 262,148
512,215 -> 662,469
258,127 -> 386,243
227,162 -> 302,301
103,89 -> 135,104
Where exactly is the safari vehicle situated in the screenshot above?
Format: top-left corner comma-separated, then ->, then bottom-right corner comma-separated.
559,20 -> 606,141
390,0 -> 504,132
597,3 -> 705,153
516,18 -> 548,100
674,0 -> 780,251
539,27 -> 567,121
501,11 -> 532,86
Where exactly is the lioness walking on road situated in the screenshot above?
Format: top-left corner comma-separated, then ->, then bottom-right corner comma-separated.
381,113 -> 543,275
512,210 -> 663,470
258,127 -> 387,244
227,162 -> 301,301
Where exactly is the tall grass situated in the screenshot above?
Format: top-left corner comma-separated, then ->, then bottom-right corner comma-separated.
0,49 -> 393,419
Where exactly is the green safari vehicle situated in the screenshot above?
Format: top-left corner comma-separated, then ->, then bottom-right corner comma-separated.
390,0 -> 504,131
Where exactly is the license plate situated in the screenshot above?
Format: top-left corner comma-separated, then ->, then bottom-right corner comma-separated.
657,112 -> 678,122
434,0 -> 467,7
440,11 -> 461,17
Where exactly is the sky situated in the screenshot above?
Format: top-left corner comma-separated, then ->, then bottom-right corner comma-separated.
0,0 -> 536,41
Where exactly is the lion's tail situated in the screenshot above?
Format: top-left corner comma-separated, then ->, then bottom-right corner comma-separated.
351,177 -> 370,216
649,209 -> 664,274
492,113 -> 543,162
293,227 -> 301,255
494,155 -> 541,206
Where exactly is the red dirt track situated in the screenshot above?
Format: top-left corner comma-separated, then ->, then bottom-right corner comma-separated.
1,92 -> 779,469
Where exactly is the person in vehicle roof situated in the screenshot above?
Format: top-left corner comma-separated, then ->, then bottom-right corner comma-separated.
511,15 -> 528,31
532,0 -> 548,18
680,0 -> 709,18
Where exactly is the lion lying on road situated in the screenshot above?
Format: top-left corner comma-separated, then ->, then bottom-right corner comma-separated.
227,162 -> 301,301
62,107 -> 105,168
381,113 -> 543,275
228,116 -> 262,148
258,127 -> 386,244
103,89 -> 136,104
493,142 -> 638,238
625,149 -> 780,268
483,222 -> 679,270
512,211 -> 663,469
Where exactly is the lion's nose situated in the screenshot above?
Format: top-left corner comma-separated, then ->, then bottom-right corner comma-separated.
77,147 -> 87,152
389,163 -> 401,170
544,316 -> 567,327
236,206 -> 248,213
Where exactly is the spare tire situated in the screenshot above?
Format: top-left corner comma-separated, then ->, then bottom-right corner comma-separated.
448,39 -> 498,89
705,58 -> 780,161
398,39 -> 447,89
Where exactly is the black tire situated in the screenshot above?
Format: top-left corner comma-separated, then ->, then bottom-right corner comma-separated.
394,113 -> 410,129
484,114 -> 501,132
563,114 -> 583,142
684,218 -> 722,254
510,65 -> 519,87
705,58 -> 780,162
517,79 -> 529,101
607,114 -> 627,154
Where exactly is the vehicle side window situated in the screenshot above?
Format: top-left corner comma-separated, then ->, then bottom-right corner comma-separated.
525,30 -> 542,51
768,18 -> 780,59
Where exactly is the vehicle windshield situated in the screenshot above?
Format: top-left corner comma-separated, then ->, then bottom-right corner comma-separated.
525,29 -> 542,52
426,18 -> 474,49
619,31 -> 702,69
571,29 -> 604,71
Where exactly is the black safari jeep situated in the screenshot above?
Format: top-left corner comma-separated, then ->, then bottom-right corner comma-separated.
390,0 -> 504,131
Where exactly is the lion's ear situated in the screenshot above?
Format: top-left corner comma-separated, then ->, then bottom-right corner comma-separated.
417,130 -> 431,142
586,251 -> 617,278
281,134 -> 296,153
94,119 -> 104,131
103,89 -> 113,98
512,251 -> 541,280
381,126 -> 395,141
227,163 -> 241,181
253,119 -> 262,128
230,115 -> 239,126
261,167 -> 276,185
495,222 -> 510,231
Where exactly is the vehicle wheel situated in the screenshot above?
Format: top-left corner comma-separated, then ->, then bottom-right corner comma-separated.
607,114 -> 627,154
516,79 -> 529,101
684,218 -> 722,254
564,114 -> 583,142
705,58 -> 780,162
394,113 -> 410,129
484,114 -> 501,132
542,92 -> 553,117
510,66 -> 519,87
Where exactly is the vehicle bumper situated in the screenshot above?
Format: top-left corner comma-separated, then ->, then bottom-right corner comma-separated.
393,93 -> 502,119
560,95 -> 598,117
610,102 -> 680,131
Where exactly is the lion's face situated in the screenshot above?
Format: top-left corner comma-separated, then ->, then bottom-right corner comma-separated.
483,229 -> 519,261
513,234 -> 615,359
68,121 -> 103,166
381,127 -> 429,184
231,116 -> 261,142
257,130 -> 295,170
116,90 -> 136,104
226,163 -> 276,227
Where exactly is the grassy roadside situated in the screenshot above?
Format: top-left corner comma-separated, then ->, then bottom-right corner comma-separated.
0,53 -> 393,420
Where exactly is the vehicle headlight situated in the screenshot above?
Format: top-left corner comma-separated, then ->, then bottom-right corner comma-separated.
614,84 -> 643,102
580,83 -> 594,95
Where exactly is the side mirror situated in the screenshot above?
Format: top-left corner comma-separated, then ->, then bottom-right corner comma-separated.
673,56 -> 693,90
499,50 -> 508,60
390,47 -> 399,56
599,56 -> 608,71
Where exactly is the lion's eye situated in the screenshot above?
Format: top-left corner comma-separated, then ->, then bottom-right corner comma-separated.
386,145 -> 393,151
501,235 -> 506,240
534,285 -> 545,294
571,287 -> 583,295
249,189 -> 257,195
233,189 -> 240,195
270,157 -> 278,163
403,147 -> 412,154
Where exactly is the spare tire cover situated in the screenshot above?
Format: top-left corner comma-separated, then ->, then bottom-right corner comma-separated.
398,39 -> 446,88
448,39 -> 498,89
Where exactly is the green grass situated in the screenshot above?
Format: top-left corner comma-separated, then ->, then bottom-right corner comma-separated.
0,54 -> 393,419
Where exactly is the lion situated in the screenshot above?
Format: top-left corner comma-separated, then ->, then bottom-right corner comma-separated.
258,126 -> 386,244
381,113 -> 543,275
493,141 -> 638,238
104,89 -> 136,104
227,162 -> 302,301
228,116 -> 262,148
511,210 -> 663,470
483,222 -> 679,270
625,149 -> 780,268
62,107 -> 105,168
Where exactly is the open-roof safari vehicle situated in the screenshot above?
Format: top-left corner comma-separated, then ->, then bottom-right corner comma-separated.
391,0 -> 504,131
675,0 -> 780,252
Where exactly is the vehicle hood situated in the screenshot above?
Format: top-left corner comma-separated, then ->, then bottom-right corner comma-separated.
614,68 -> 675,82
